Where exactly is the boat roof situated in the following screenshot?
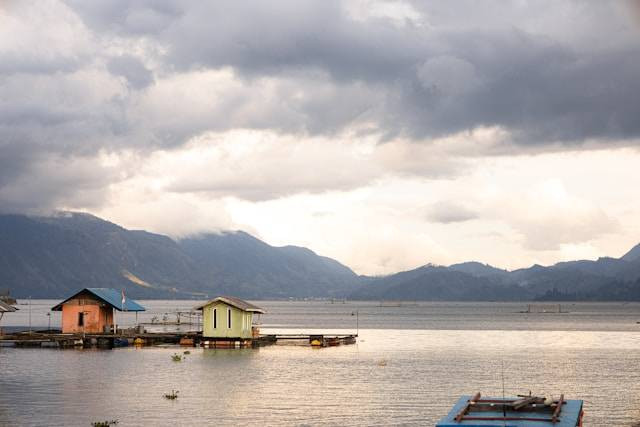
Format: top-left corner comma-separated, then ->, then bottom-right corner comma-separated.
436,394 -> 583,427
51,288 -> 145,312
194,296 -> 265,313
0,300 -> 17,312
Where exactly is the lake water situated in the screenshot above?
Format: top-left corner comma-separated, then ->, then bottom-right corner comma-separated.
1,300 -> 640,426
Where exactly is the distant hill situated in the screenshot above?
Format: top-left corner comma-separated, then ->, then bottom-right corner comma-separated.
0,212 -> 359,299
621,243 -> 640,262
179,232 -> 360,298
351,246 -> 640,301
3,211 -> 640,301
448,261 -> 509,278
350,264 -> 523,301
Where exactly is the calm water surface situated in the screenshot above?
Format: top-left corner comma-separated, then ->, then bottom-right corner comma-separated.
1,300 -> 640,426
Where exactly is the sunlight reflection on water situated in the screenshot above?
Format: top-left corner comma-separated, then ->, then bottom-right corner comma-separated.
1,301 -> 640,425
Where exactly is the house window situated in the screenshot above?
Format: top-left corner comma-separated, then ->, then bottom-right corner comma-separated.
227,308 -> 232,329
78,312 -> 84,326
213,308 -> 217,329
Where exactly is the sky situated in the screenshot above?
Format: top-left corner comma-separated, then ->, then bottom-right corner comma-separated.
1,1 -> 640,275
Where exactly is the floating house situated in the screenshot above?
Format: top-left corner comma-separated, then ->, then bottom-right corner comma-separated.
195,296 -> 265,339
436,392 -> 584,426
51,288 -> 145,334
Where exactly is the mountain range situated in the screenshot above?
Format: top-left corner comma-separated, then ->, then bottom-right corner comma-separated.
0,212 -> 360,299
352,252 -> 640,301
1,212 -> 640,301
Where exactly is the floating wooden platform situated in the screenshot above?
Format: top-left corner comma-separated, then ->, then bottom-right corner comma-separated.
0,331 -> 357,349
437,392 -> 584,426
0,331 -> 201,349
260,334 -> 357,347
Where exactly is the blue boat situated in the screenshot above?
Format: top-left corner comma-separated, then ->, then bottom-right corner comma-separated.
436,393 -> 584,427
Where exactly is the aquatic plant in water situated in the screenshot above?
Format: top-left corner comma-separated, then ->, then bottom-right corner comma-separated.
91,420 -> 118,427
171,353 -> 182,362
163,390 -> 179,400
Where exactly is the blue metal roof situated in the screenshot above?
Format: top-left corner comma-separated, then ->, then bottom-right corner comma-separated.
51,288 -> 145,312
87,288 -> 145,311
436,395 -> 583,427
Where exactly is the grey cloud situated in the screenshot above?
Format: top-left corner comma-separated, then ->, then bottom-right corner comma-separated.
107,55 -> 154,89
0,51 -> 84,76
0,66 -> 133,211
66,1 -> 640,146
427,201 -> 478,224
0,1 -> 92,76
64,0 -> 183,35
2,1 -> 640,212
386,30 -> 640,144
0,153 -> 117,213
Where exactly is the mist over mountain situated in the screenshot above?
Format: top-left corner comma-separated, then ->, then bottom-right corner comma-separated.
179,231 -> 360,298
2,212 -> 640,301
0,212 -> 359,299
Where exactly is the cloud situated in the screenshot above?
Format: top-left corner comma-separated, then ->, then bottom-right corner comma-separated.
107,55 -> 153,89
0,153 -> 118,213
0,1 -> 93,74
130,69 -> 384,147
487,179 -> 620,251
1,1 -> 640,214
427,201 -> 478,224
59,1 -> 640,145
110,129 -> 463,203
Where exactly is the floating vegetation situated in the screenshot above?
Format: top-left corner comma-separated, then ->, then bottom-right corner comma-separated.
183,350 -> 191,355
171,353 -> 182,362
163,390 -> 179,400
91,421 -> 118,427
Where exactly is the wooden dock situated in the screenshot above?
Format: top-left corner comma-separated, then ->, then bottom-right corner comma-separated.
0,331 -> 357,349
267,334 -> 357,347
0,331 -> 201,349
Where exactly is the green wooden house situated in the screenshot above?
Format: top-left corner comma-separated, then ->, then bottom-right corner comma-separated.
196,296 -> 265,339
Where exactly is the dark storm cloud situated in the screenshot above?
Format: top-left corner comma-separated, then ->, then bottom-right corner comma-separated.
390,33 -> 640,144
0,153 -> 117,214
2,1 -> 640,212
66,1 -> 640,145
